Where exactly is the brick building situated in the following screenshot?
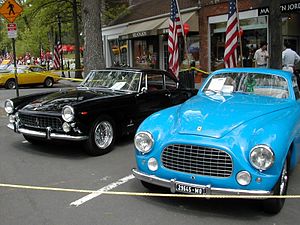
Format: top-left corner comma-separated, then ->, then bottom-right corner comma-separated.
102,0 -> 200,70
103,0 -> 300,73
199,0 -> 300,71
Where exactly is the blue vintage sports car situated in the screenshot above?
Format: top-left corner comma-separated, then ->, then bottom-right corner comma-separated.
132,68 -> 300,214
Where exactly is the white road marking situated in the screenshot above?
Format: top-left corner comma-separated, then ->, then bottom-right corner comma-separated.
22,141 -> 28,144
70,174 -> 134,207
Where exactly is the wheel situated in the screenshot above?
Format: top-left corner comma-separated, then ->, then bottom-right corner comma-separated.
5,79 -> 16,89
84,116 -> 115,156
23,134 -> 44,145
263,158 -> 289,214
44,77 -> 54,87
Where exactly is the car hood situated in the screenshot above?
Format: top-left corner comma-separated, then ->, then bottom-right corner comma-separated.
175,93 -> 292,139
21,87 -> 118,113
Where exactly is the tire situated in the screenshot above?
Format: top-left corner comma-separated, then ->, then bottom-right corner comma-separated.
23,134 -> 44,145
44,77 -> 54,88
84,116 -> 115,156
263,158 -> 289,214
5,79 -> 16,89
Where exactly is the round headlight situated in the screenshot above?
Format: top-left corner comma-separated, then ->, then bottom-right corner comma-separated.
236,171 -> 251,186
4,99 -> 14,114
148,157 -> 158,171
250,145 -> 275,171
134,131 -> 154,153
62,122 -> 71,133
62,106 -> 75,122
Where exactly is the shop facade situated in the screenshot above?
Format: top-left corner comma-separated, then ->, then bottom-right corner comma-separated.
103,0 -> 300,74
102,0 -> 200,71
199,0 -> 300,72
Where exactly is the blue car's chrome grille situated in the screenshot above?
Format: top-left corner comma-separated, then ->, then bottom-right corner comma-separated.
19,113 -> 63,131
162,144 -> 233,177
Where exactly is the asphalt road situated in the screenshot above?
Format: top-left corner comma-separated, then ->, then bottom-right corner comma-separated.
1,83 -> 300,225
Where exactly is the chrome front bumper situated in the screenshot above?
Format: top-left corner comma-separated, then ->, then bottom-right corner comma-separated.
132,169 -> 272,196
7,123 -> 88,141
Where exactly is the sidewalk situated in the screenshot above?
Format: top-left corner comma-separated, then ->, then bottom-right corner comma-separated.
56,71 -> 83,87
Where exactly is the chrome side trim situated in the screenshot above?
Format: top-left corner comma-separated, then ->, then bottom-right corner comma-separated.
7,123 -> 88,141
132,168 -> 272,196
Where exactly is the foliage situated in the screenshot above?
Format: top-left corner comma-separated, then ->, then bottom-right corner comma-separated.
0,0 -> 81,57
0,0 -> 130,58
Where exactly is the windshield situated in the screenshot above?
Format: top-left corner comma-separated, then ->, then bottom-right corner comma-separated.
203,72 -> 289,99
81,70 -> 142,92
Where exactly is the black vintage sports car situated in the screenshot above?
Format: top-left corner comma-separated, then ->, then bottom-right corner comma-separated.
5,68 -> 197,156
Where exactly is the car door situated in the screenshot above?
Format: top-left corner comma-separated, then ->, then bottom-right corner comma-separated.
163,71 -> 196,106
292,75 -> 300,155
135,71 -> 171,124
28,66 -> 46,84
17,67 -> 41,85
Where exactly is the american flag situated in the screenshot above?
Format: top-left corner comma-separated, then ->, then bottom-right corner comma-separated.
168,0 -> 183,77
224,0 -> 239,68
53,36 -> 62,70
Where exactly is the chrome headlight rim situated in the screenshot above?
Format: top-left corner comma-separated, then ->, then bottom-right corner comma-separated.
4,99 -> 14,114
134,131 -> 154,154
62,105 -> 75,122
250,144 -> 275,171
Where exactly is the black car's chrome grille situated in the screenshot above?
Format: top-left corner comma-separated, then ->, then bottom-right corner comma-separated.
19,113 -> 63,131
161,144 -> 233,177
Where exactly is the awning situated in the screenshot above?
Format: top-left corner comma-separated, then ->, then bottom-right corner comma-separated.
120,17 -> 167,39
158,11 -> 198,33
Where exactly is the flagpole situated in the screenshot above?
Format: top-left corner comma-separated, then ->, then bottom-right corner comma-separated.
235,0 -> 244,67
175,0 -> 190,67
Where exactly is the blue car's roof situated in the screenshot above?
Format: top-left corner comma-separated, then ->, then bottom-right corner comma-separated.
212,68 -> 293,80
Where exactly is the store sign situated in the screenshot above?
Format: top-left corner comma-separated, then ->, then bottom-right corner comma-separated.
258,1 -> 300,16
132,31 -> 148,38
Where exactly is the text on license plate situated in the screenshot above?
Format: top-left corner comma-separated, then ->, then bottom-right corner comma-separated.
176,183 -> 207,194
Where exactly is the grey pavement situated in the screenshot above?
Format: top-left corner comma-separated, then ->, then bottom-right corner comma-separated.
1,88 -> 300,225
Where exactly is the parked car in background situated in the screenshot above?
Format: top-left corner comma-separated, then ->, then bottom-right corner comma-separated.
5,68 -> 197,156
0,65 -> 61,89
133,68 -> 300,214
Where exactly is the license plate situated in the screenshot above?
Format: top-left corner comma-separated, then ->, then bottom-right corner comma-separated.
175,183 -> 207,195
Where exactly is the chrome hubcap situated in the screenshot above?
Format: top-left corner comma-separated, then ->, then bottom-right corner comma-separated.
279,161 -> 288,195
46,79 -> 53,86
9,81 -> 15,89
94,121 -> 113,149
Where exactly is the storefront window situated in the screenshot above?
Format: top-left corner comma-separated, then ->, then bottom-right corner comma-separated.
133,37 -> 159,69
210,16 -> 268,71
108,39 -> 128,67
162,34 -> 199,71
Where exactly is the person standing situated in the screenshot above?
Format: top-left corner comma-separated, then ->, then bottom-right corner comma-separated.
254,41 -> 269,68
282,41 -> 300,73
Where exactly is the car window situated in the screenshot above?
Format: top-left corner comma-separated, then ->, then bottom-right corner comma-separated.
81,70 -> 142,92
146,73 -> 164,91
292,75 -> 300,100
165,75 -> 177,90
203,72 -> 289,99
30,67 -> 44,72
